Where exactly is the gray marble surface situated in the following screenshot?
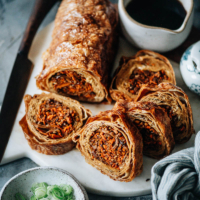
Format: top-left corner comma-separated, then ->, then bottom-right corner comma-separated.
0,0 -> 200,199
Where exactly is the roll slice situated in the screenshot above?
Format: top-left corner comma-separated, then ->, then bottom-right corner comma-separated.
36,0 -> 118,103
19,93 -> 91,155
114,101 -> 175,159
73,110 -> 143,182
110,50 -> 176,101
136,83 -> 194,143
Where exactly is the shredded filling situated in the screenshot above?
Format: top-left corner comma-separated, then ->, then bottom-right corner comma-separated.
50,70 -> 96,99
35,99 -> 79,139
128,69 -> 168,94
89,126 -> 129,169
134,120 -> 162,152
163,105 -> 186,137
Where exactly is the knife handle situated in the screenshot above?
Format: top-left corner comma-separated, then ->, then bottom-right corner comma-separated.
19,0 -> 58,57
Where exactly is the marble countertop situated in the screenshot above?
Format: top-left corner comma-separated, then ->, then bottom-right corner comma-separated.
0,0 -> 200,199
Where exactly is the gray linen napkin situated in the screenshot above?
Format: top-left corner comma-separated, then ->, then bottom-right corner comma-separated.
151,131 -> 200,200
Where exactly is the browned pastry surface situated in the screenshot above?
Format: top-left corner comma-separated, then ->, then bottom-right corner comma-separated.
136,83 -> 194,144
114,101 -> 175,159
73,110 -> 143,182
36,0 -> 118,103
19,93 -> 91,155
110,50 -> 176,101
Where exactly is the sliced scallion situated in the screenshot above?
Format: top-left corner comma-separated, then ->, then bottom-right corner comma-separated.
34,186 -> 47,199
31,182 -> 48,194
47,185 -> 57,196
59,185 -> 73,196
65,194 -> 74,200
15,182 -> 74,200
30,195 -> 37,200
52,187 -> 66,200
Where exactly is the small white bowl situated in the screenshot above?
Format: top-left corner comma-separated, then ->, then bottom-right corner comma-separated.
0,167 -> 89,200
118,0 -> 194,52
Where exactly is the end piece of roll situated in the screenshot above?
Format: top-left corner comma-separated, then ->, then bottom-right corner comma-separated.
136,83 -> 194,143
114,101 -> 175,159
110,50 -> 176,101
19,93 -> 91,155
73,110 -> 143,182
36,0 -> 118,103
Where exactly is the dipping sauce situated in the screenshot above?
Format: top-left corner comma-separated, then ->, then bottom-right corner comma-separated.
126,0 -> 187,30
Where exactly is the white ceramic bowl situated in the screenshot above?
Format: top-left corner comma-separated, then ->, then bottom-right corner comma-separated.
180,40 -> 200,95
118,0 -> 194,52
0,167 -> 89,200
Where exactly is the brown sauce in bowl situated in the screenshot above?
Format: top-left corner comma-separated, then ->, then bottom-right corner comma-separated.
126,0 -> 186,30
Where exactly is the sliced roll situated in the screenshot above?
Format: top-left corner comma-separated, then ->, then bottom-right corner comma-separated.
114,101 -> 175,159
36,0 -> 118,103
136,83 -> 194,143
19,93 -> 91,155
73,110 -> 143,182
110,50 -> 176,101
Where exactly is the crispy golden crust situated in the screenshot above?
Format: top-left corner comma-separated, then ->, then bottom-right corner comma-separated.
73,110 -> 143,182
114,101 -> 175,159
36,0 -> 118,103
19,93 -> 91,155
19,116 -> 76,155
135,83 -> 195,143
110,50 -> 176,101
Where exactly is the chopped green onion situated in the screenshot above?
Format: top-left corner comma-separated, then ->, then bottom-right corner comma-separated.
34,186 -> 47,199
65,194 -> 74,200
59,185 -> 73,196
15,193 -> 26,200
47,185 -> 57,196
31,182 -> 48,194
52,187 -> 66,200
30,196 -> 37,200
31,183 -> 40,194
15,182 -> 74,200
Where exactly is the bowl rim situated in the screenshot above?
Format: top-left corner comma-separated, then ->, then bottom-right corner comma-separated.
0,166 -> 89,200
119,0 -> 194,33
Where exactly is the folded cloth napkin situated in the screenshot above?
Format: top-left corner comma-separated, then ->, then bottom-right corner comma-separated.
151,131 -> 200,200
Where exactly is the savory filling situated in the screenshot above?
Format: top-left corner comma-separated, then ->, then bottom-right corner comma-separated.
35,99 -> 79,139
163,105 -> 186,137
49,70 -> 96,99
89,125 -> 129,169
128,69 -> 168,94
134,120 -> 162,152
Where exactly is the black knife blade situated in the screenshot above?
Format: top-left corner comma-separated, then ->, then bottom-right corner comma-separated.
0,0 -> 58,163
